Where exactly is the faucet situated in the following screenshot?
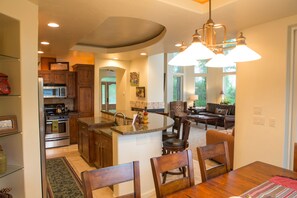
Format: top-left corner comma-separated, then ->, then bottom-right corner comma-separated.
114,112 -> 127,125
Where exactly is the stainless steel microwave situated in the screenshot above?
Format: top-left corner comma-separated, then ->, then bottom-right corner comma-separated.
43,86 -> 67,98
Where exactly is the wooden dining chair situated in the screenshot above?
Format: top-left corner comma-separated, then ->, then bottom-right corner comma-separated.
150,150 -> 195,198
197,141 -> 231,182
294,142 -> 297,172
81,161 -> 141,198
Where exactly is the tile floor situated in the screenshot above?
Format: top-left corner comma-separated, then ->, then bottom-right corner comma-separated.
45,123 -> 223,197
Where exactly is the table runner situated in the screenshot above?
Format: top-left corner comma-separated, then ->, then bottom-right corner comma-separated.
240,176 -> 297,198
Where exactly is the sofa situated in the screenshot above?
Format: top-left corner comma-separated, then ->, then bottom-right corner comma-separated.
206,129 -> 234,169
198,103 -> 235,129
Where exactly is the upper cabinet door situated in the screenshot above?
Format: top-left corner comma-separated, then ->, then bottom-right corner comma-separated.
73,64 -> 94,86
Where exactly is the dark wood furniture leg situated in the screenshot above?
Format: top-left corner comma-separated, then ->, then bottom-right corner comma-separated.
205,120 -> 208,130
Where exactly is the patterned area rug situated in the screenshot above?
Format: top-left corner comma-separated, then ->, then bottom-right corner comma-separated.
46,157 -> 84,198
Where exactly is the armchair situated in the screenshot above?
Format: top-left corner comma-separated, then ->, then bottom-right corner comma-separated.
169,101 -> 189,118
206,129 -> 234,169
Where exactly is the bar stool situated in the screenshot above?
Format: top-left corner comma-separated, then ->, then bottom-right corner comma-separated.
162,119 -> 192,183
162,115 -> 183,141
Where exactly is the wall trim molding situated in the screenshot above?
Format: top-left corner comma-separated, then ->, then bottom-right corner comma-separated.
285,24 -> 297,169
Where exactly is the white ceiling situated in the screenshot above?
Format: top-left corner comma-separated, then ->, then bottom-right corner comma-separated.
36,0 -> 297,61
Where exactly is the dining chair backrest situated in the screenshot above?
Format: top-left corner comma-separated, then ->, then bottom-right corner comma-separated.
293,143 -> 297,172
197,141 -> 231,182
81,161 -> 141,198
150,150 -> 195,198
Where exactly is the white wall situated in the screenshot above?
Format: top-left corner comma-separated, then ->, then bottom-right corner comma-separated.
235,14 -> 297,169
147,54 -> 164,102
0,0 -> 41,197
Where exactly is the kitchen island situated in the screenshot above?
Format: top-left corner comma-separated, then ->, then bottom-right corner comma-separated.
77,110 -> 174,197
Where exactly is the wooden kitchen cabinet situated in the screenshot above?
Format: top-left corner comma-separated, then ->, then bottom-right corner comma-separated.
73,64 -> 94,117
93,131 -> 112,168
78,122 -> 93,164
100,133 -> 112,168
69,112 -> 79,144
38,70 -> 67,84
67,72 -> 76,98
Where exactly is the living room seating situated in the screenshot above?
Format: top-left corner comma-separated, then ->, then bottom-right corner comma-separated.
198,103 -> 235,129
197,141 -> 231,182
169,101 -> 190,118
206,129 -> 234,169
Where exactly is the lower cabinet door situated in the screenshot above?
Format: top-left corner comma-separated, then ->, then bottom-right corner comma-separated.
101,135 -> 112,168
93,133 -> 102,168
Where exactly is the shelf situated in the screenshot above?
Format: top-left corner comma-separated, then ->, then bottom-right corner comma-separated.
0,94 -> 21,97
0,54 -> 19,62
0,131 -> 21,138
0,164 -> 23,178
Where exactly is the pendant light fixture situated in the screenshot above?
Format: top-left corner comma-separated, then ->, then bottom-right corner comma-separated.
168,42 -> 198,66
170,0 -> 261,67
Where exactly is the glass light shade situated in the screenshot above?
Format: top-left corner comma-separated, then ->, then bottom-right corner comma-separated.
205,53 -> 235,67
227,44 -> 261,62
168,51 -> 197,66
183,42 -> 215,60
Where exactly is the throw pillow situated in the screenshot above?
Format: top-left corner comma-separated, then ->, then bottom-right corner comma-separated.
215,108 -> 228,115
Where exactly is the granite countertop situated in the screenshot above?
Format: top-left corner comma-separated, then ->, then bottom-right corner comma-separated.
102,109 -> 142,120
79,110 -> 174,135
110,113 -> 174,135
77,117 -> 114,127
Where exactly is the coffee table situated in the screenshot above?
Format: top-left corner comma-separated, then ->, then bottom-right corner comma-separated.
187,115 -> 219,130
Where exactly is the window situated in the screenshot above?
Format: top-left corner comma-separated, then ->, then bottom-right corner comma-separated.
173,75 -> 183,101
172,64 -> 184,101
223,75 -> 236,105
194,60 -> 208,74
222,41 -> 236,105
194,60 -> 207,106
194,77 -> 207,107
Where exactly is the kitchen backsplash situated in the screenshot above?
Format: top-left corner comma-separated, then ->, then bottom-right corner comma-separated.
130,101 -> 164,109
44,98 -> 74,111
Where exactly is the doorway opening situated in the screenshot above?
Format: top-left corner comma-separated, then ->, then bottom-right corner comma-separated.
100,69 -> 116,111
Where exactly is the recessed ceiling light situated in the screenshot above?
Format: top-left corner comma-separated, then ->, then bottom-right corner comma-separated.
175,43 -> 182,47
38,51 -> 44,54
48,23 -> 59,28
41,41 -> 50,45
140,52 -> 147,56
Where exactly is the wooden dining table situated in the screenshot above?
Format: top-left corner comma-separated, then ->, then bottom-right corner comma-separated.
165,161 -> 297,198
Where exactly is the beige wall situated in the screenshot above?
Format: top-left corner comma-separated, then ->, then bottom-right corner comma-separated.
57,51 -> 95,71
235,14 -> 297,169
130,57 -> 148,102
94,58 -> 131,116
0,0 -> 41,197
